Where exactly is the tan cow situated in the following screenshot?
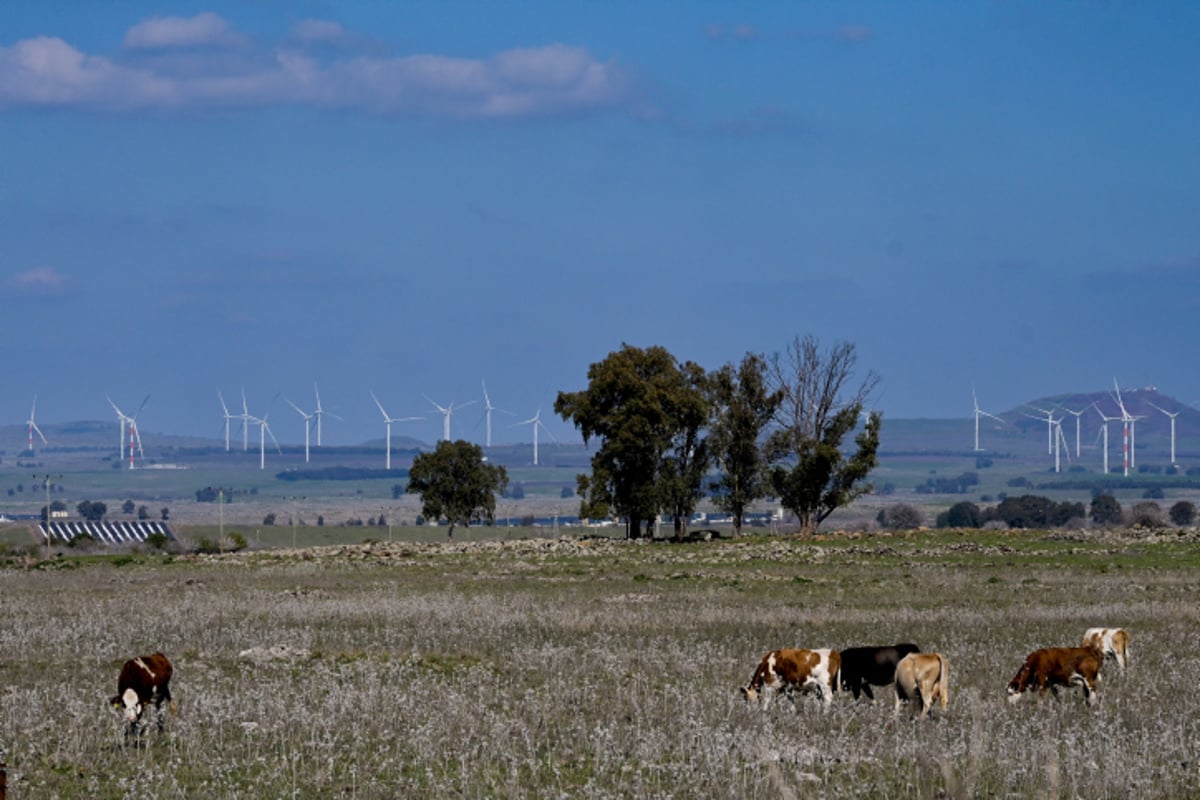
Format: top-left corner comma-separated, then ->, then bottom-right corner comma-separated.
1007,645 -> 1101,706
741,648 -> 841,710
893,652 -> 949,719
1082,627 -> 1130,672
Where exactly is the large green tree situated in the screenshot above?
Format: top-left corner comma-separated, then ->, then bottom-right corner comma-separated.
407,440 -> 508,538
555,343 -> 710,539
767,335 -> 882,535
708,352 -> 782,537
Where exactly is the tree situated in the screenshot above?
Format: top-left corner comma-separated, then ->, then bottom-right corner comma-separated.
1090,494 -> 1122,526
766,335 -> 881,536
122,499 -> 135,515
555,343 -> 710,539
263,513 -> 276,526
936,501 -> 982,528
160,507 -> 170,521
656,359 -> 712,540
407,440 -> 508,538
1169,500 -> 1196,526
137,505 -> 149,520
77,500 -> 107,522
1130,502 -> 1164,527
708,353 -> 783,537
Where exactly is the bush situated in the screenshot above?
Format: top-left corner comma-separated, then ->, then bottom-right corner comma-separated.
1130,502 -> 1164,528
936,501 -> 982,529
876,504 -> 923,530
1142,487 -> 1166,499
145,532 -> 169,550
1169,501 -> 1196,526
194,537 -> 219,554
1090,494 -> 1122,526
263,513 -> 276,526
226,532 -> 248,552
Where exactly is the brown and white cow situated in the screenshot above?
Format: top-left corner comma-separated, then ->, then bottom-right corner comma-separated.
741,648 -> 841,710
110,652 -> 175,737
893,653 -> 949,719
1082,627 -> 1130,672
1007,645 -> 1101,706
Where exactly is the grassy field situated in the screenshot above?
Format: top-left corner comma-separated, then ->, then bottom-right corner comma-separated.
1,528 -> 1198,798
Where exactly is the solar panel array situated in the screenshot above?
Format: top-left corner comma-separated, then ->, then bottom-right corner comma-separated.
39,520 -> 174,545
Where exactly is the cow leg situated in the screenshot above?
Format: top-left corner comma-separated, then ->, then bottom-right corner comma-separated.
862,684 -> 875,701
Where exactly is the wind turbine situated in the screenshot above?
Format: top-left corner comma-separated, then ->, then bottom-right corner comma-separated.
285,397 -> 316,463
971,386 -> 1005,451
107,396 -> 129,462
372,392 -> 421,470
1024,406 -> 1057,455
1111,379 -> 1141,477
240,388 -> 253,452
218,391 -> 235,452
1061,404 -> 1091,459
245,410 -> 281,470
479,380 -> 513,448
515,408 -> 558,466
1148,401 -> 1181,466
1094,404 -> 1121,475
425,395 -> 477,442
311,383 -> 341,447
26,395 -> 48,454
127,397 -> 148,469
1052,417 -> 1072,474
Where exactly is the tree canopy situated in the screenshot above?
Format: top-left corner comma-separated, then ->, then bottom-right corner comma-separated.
407,440 -> 508,538
767,335 -> 882,535
708,352 -> 782,537
555,343 -> 711,539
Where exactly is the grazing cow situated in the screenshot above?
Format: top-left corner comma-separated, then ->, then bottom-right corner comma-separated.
110,652 -> 174,737
741,648 -> 841,710
893,653 -> 949,719
1007,645 -> 1101,706
1082,627 -> 1130,672
839,643 -> 920,700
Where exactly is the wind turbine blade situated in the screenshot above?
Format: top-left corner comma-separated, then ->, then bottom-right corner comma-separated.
285,398 -> 306,417
219,391 -> 230,416
136,394 -> 151,417
32,422 -> 48,444
371,392 -> 389,420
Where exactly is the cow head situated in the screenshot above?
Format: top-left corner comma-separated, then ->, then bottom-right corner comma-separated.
740,685 -> 760,703
111,688 -> 142,723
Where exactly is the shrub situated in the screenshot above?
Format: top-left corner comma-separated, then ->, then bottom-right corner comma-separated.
1130,502 -> 1164,527
1169,500 -> 1196,526
263,513 -> 276,526
876,504 -> 922,530
936,501 -> 982,529
144,532 -> 169,550
1090,494 -> 1123,526
1142,487 -> 1166,499
226,532 -> 248,552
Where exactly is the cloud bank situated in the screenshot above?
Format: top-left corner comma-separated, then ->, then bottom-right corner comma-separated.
0,14 -> 634,118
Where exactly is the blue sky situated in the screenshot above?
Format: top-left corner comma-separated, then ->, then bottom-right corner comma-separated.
3,2 -> 1199,448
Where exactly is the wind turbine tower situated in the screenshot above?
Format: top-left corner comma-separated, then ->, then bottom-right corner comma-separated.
372,392 -> 421,470
1024,407 -> 1056,455
1062,404 -> 1091,459
1112,379 -> 1139,478
311,383 -> 341,447
26,396 -> 48,454
107,397 -> 129,462
971,387 -> 1005,451
1148,402 -> 1181,466
425,395 -> 476,442
246,411 -> 281,470
285,398 -> 316,463
516,409 -> 558,466
218,391 -> 235,452
1094,404 -> 1121,475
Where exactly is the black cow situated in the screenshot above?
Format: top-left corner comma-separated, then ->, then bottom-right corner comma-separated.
839,643 -> 920,700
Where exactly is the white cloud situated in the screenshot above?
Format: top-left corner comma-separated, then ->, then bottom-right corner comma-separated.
287,19 -> 350,47
123,12 -> 246,51
9,267 -> 67,292
0,20 -> 634,118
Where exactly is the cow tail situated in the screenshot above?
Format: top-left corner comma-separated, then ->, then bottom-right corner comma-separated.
938,654 -> 949,709
169,700 -> 179,717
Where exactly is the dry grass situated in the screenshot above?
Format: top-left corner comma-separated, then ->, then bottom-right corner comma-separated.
0,532 -> 1197,798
